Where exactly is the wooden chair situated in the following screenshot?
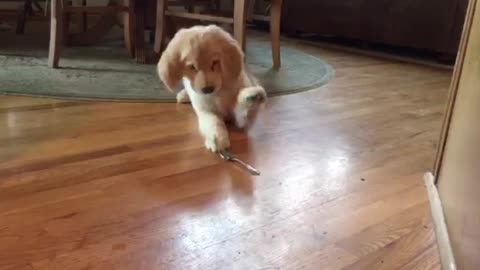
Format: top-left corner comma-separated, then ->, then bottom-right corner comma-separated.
17,0 -> 46,34
48,0 -> 141,68
0,0 -> 46,34
153,0 -> 282,68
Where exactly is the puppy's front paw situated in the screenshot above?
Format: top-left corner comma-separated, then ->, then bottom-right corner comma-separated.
205,129 -> 230,152
238,86 -> 267,108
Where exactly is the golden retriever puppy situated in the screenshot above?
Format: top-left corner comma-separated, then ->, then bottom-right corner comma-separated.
157,25 -> 266,152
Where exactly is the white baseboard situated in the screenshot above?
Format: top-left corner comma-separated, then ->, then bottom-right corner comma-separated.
424,172 -> 457,270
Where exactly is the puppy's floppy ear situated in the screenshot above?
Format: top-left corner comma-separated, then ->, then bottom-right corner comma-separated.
209,26 -> 244,81
157,29 -> 188,92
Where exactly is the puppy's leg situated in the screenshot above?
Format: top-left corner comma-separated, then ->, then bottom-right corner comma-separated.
234,86 -> 267,129
176,89 -> 190,104
197,111 -> 230,152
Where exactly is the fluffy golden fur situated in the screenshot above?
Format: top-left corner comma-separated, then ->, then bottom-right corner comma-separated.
157,25 -> 266,152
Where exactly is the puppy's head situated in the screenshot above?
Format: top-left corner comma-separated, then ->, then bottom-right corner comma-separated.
157,25 -> 244,95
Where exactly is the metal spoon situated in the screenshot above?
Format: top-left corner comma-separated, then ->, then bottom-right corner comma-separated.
219,150 -> 260,175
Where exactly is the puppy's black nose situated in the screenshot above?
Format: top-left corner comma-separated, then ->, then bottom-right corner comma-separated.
201,86 -> 215,94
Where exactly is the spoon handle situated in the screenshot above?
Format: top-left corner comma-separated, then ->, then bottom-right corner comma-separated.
231,157 -> 261,175
219,150 -> 260,175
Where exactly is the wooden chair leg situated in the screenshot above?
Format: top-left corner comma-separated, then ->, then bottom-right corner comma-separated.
270,0 -> 282,69
63,1 -> 71,45
80,0 -> 88,32
247,0 -> 255,22
32,0 -> 44,13
233,0 -> 247,51
16,0 -> 32,34
48,0 -> 64,68
134,0 -> 146,64
154,0 -> 167,56
124,0 -> 135,57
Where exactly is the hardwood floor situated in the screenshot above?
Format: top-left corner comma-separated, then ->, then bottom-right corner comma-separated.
0,38 -> 452,269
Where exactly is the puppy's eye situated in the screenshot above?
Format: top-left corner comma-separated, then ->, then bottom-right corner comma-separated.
211,60 -> 220,71
187,64 -> 197,71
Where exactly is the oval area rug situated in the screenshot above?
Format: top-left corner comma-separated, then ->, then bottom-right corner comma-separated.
0,41 -> 334,102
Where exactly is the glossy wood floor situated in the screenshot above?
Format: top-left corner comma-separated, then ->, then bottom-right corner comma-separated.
0,38 -> 452,269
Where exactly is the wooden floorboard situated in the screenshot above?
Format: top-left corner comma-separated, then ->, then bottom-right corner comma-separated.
0,36 -> 451,269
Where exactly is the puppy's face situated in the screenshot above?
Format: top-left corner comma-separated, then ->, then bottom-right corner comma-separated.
182,43 -> 223,94
157,25 -> 244,95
